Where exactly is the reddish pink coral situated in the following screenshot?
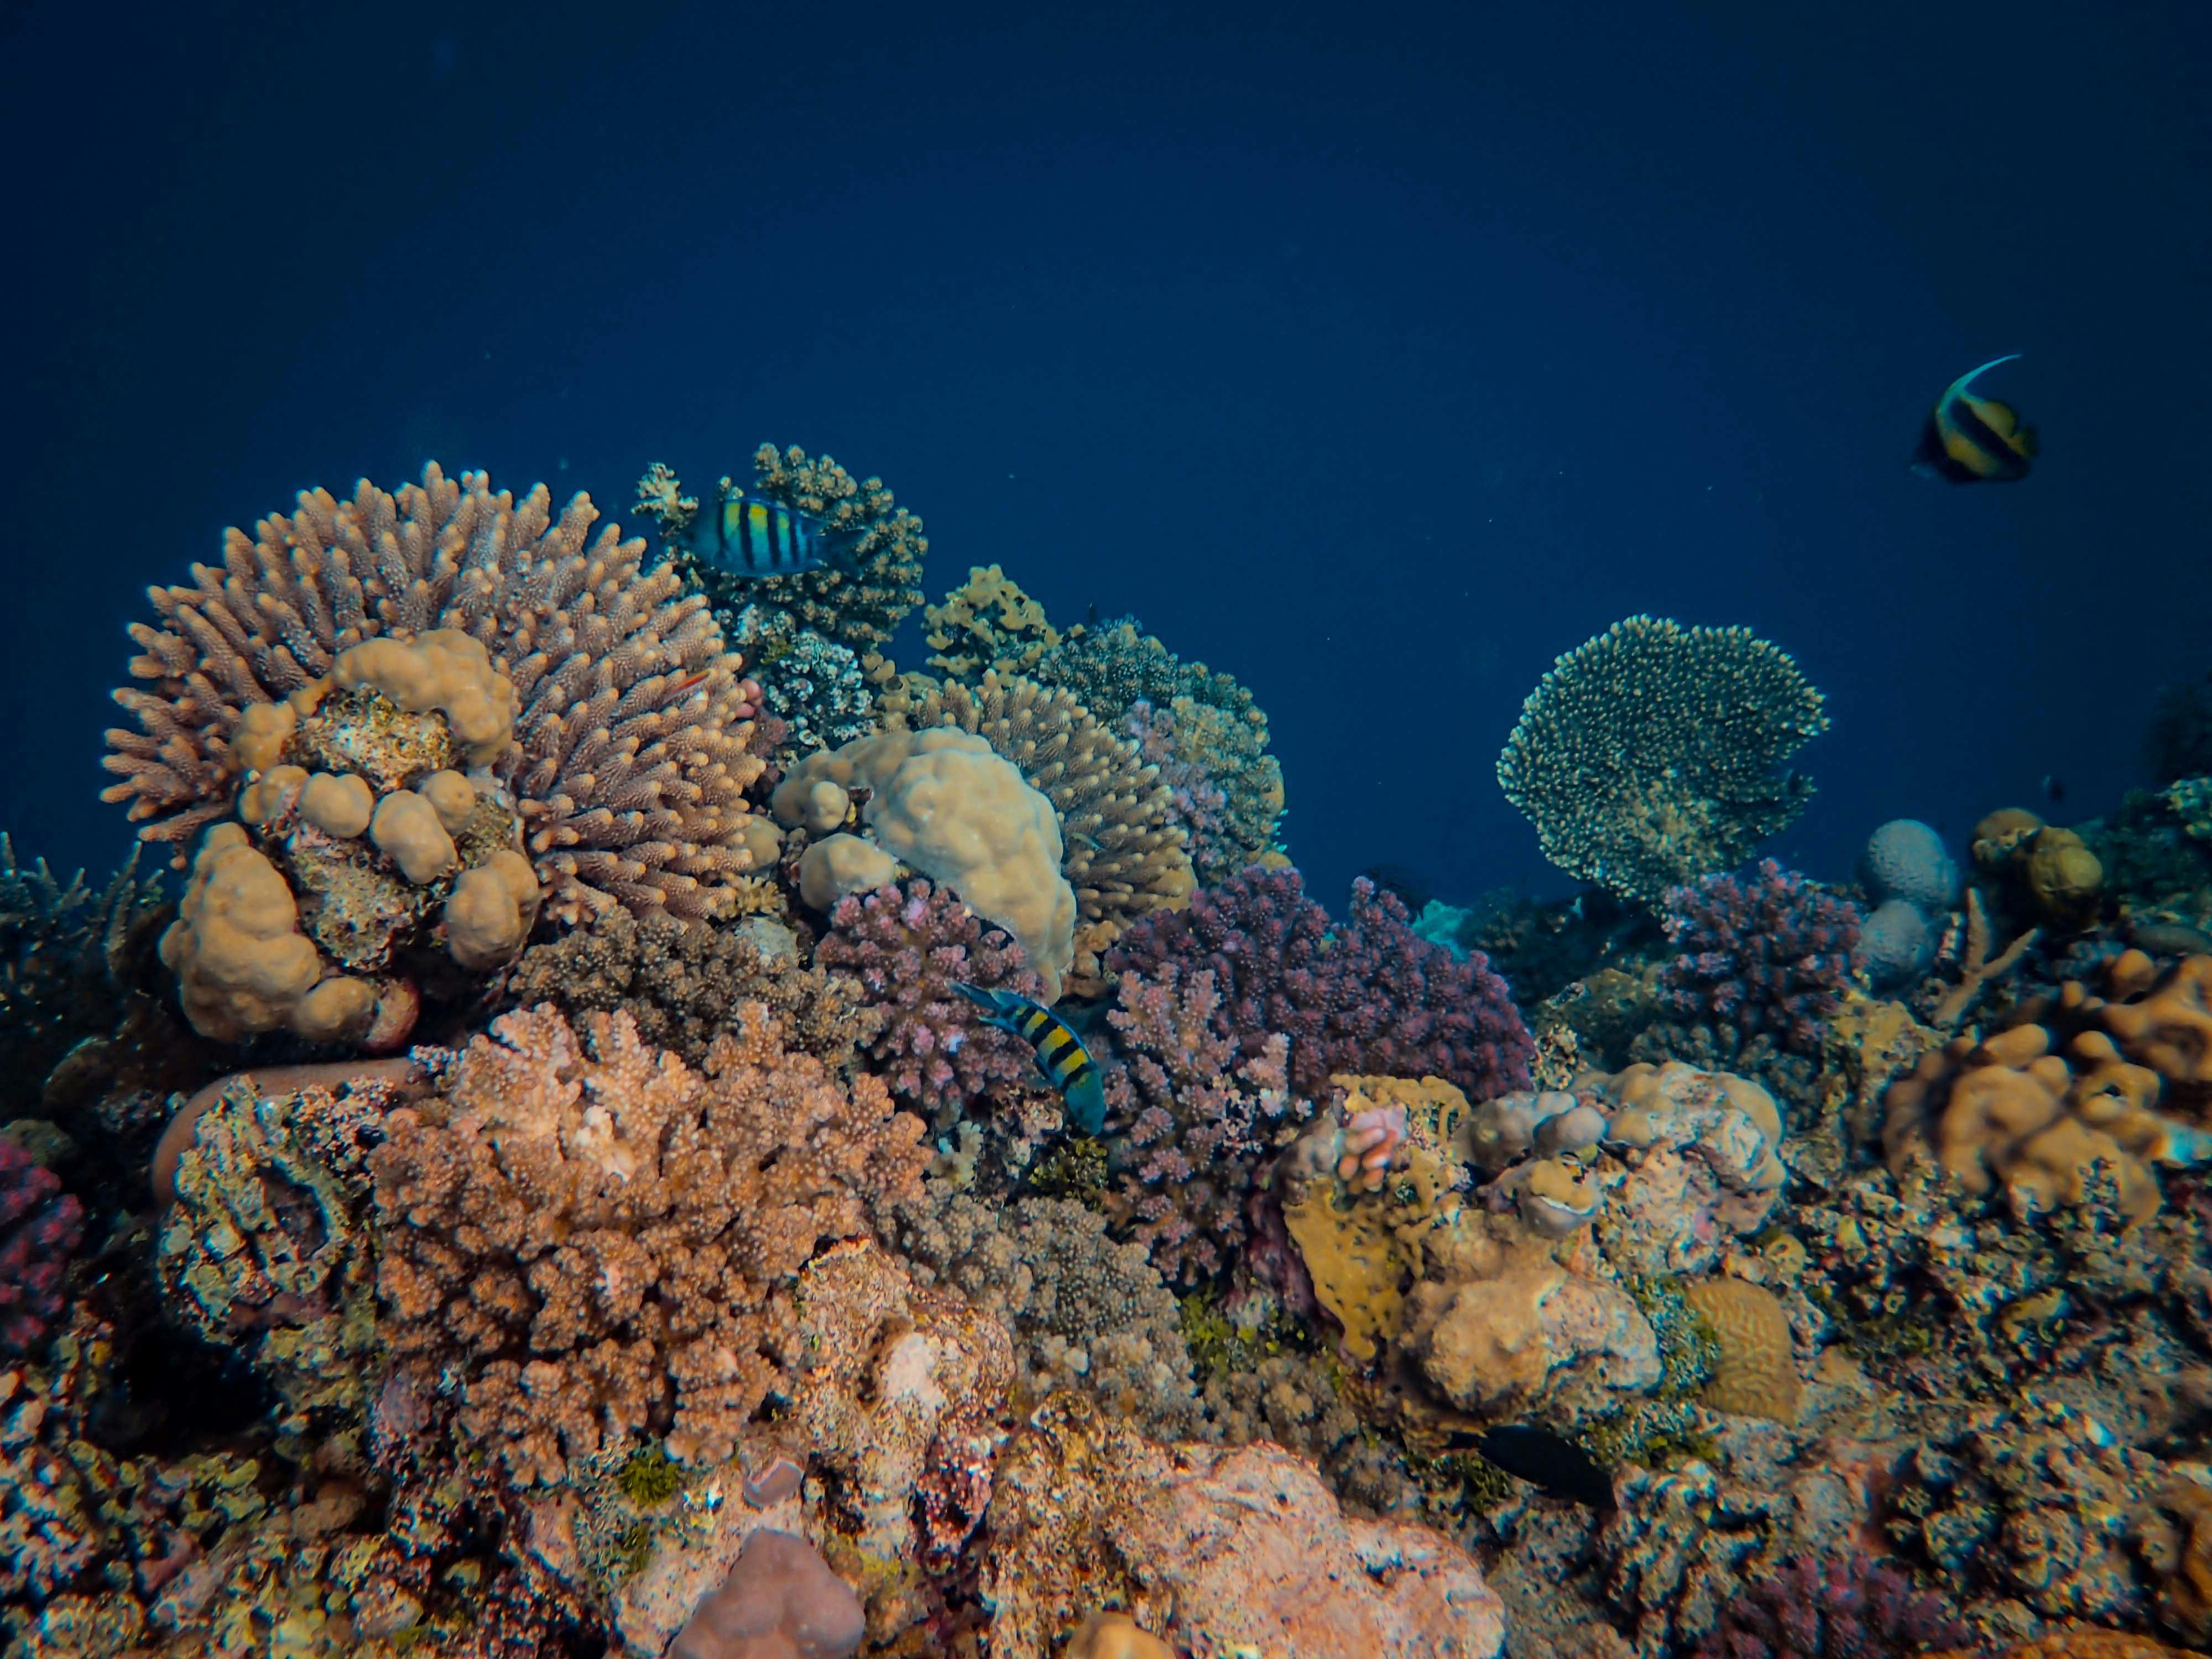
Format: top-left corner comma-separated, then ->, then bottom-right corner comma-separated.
816,879 -> 1044,1121
1108,867 -> 1534,1100
1659,860 -> 1863,1057
1103,963 -> 1303,1286
0,1138 -> 84,1355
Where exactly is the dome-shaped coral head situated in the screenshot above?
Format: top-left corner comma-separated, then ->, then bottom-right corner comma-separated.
101,464 -> 775,924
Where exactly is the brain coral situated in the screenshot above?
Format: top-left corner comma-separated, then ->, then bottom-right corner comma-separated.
367,1000 -> 928,1485
102,463 -> 770,923
880,670 -> 1195,992
1498,615 -> 1829,905
639,444 -> 927,653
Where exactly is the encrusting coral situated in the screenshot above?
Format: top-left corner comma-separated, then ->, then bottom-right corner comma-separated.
878,669 -> 1195,993
1498,615 -> 1829,906
639,444 -> 927,654
367,1000 -> 928,1485
103,463 -> 772,925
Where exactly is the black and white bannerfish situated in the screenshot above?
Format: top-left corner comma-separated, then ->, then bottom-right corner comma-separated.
674,491 -> 854,577
1913,354 -> 2038,484
951,983 -> 1107,1134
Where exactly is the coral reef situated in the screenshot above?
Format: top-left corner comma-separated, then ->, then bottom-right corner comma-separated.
0,1136 -> 82,1355
922,564 -> 1061,680
1861,819 -> 1963,916
497,907 -> 877,1074
104,463 -> 771,922
774,727 -> 1078,999
642,445 -> 927,653
723,604 -> 876,766
1657,861 -> 1863,1058
978,1392 -> 1506,1659
668,1528 -> 864,1659
878,670 -> 1196,993
1498,615 -> 1829,905
814,878 -> 1045,1123
368,1001 -> 928,1484
1692,1551 -> 1973,1659
1109,865 -> 1535,1100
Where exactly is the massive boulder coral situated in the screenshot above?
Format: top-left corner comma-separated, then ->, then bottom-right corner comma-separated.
367,1000 -> 928,1485
1498,615 -> 1829,905
774,727 -> 1078,999
638,444 -> 927,653
102,463 -> 772,922
879,670 -> 1196,993
978,1392 -> 1506,1659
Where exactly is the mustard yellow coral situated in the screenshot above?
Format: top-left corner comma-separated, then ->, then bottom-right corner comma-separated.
925,564 -> 1060,680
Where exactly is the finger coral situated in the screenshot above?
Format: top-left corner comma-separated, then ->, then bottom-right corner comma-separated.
367,1000 -> 928,1485
102,463 -> 770,924
815,878 -> 1044,1123
640,445 -> 927,654
1658,860 -> 1864,1058
0,1136 -> 82,1355
1498,615 -> 1829,906
879,670 -> 1196,994
1108,866 -> 1535,1102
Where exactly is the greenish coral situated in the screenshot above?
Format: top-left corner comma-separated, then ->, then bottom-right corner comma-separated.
1497,615 -> 1828,905
614,1444 -> 684,1507
1025,1135 -> 1108,1208
2165,775 -> 2212,842
640,444 -> 926,653
1625,1276 -> 1721,1402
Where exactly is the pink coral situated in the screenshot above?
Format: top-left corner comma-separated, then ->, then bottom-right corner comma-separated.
815,878 -> 1044,1123
0,1138 -> 83,1355
1660,860 -> 1863,1057
1103,962 -> 1303,1285
1337,1101 -> 1408,1192
1108,867 -> 1533,1101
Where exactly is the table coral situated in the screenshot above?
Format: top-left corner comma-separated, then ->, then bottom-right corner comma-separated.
103,462 -> 771,922
879,670 -> 1195,993
0,1136 -> 82,1357
1657,861 -> 1863,1058
1108,865 -> 1535,1101
641,445 -> 927,653
815,877 -> 1045,1123
1497,615 -> 1829,906
980,1391 -> 1505,1659
367,1000 -> 928,1485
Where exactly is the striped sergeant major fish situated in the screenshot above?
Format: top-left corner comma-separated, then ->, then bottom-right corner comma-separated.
675,489 -> 853,577
951,983 -> 1107,1134
1913,354 -> 2037,484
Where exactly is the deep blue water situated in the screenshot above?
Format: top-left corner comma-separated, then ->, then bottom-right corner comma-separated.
6,0 -> 2206,912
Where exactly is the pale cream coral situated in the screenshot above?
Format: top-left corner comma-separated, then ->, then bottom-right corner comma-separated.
798,833 -> 900,911
775,728 -> 1077,999
369,790 -> 458,884
231,701 -> 298,774
444,851 -> 543,971
239,764 -> 309,826
1682,1276 -> 1801,1424
417,769 -> 477,833
332,629 -> 514,765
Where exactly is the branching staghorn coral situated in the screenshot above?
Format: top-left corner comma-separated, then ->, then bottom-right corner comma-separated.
367,1000 -> 928,1485
639,444 -> 927,653
880,670 -> 1194,992
102,463 -> 771,924
1498,615 -> 1829,906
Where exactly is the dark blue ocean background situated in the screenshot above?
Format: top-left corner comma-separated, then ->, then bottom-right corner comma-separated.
5,0 -> 2206,911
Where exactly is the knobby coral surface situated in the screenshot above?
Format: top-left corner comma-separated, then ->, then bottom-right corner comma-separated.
0,1138 -> 82,1355
368,1000 -> 928,1484
103,463 -> 770,922
1658,861 -> 1864,1057
1498,615 -> 1829,905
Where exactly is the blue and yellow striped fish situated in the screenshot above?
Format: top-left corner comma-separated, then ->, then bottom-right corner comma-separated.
952,983 -> 1107,1134
675,491 -> 852,577
1913,354 -> 2038,484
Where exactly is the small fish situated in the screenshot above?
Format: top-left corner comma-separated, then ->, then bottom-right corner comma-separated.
675,492 -> 850,577
1913,354 -> 2037,484
2041,773 -> 2067,804
951,983 -> 1107,1134
1476,1423 -> 1617,1510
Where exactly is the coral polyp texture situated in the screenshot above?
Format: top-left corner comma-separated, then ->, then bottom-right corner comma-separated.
1109,865 -> 1535,1100
1498,614 -> 1829,905
367,1000 -> 928,1485
1658,860 -> 1864,1057
816,877 -> 1045,1121
640,444 -> 927,653
1692,1552 -> 1971,1659
102,463 -> 771,925
0,1138 -> 82,1354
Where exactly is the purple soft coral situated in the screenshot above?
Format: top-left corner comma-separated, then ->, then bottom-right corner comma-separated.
0,1136 -> 84,1355
1658,860 -> 1862,1057
1694,1552 -> 1973,1659
816,878 -> 1042,1122
1108,866 -> 1534,1100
